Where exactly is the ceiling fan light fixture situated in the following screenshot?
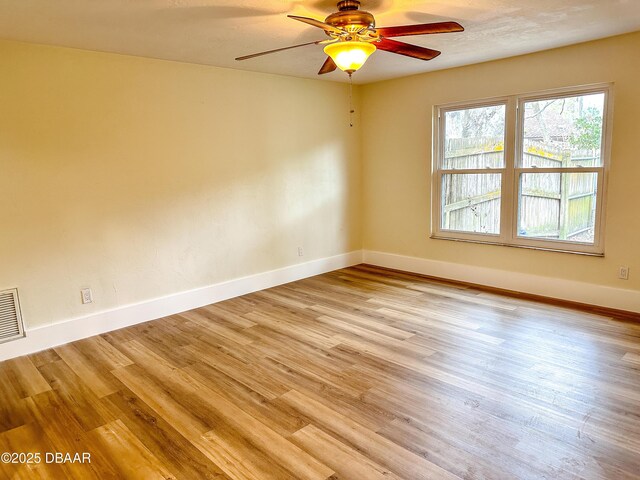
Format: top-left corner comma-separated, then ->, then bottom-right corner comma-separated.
323,41 -> 376,73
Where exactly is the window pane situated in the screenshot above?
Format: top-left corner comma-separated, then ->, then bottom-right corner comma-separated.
441,174 -> 501,234
518,172 -> 598,243
522,93 -> 605,167
443,105 -> 506,169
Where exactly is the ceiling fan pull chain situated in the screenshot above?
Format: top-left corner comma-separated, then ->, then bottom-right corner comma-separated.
349,72 -> 355,127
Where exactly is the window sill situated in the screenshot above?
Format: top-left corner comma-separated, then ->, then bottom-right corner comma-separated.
430,234 -> 604,257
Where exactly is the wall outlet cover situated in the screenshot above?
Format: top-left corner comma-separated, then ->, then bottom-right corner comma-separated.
81,288 -> 93,304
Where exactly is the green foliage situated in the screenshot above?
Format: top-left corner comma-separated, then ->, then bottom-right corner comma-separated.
570,107 -> 602,150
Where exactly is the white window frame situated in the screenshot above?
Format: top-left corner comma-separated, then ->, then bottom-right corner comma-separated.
431,83 -> 613,255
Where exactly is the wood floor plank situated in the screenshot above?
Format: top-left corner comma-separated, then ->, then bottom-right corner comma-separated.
90,419 -> 176,479
243,310 -> 342,350
623,351 -> 640,365
376,417 -> 547,480
290,424 -> 402,480
54,343 -> 120,398
27,349 -> 61,368
193,430 -> 297,480
375,302 -> 483,330
0,368 -> 34,432
281,389 -> 461,480
258,356 -> 394,432
114,365 -> 213,440
183,362 -> 307,437
102,386 -> 228,479
74,336 -> 133,370
36,360 -> 115,432
199,304 -> 258,329
316,314 -> 416,345
408,284 -> 518,311
180,341 -> 289,400
332,333 -> 435,374
0,423 -> 74,480
3,357 -> 52,397
177,310 -> 255,346
27,390 -> 121,479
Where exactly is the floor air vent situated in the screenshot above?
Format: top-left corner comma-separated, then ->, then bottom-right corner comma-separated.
0,289 -> 25,344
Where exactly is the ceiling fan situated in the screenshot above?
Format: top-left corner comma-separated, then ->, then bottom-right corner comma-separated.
235,0 -> 464,76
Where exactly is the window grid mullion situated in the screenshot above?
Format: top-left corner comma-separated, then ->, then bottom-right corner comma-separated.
439,168 -> 505,174
502,96 -> 518,243
515,167 -> 604,174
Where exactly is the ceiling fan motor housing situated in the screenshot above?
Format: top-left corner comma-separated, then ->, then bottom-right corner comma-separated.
326,0 -> 375,33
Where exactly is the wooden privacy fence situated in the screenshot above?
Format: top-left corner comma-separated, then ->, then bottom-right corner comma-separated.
443,138 -> 598,239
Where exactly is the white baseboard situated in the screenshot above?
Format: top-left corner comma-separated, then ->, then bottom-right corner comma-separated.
0,251 -> 363,362
363,250 -> 640,314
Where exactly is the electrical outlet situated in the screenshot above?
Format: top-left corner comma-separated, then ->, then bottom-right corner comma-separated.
618,266 -> 629,280
81,288 -> 93,304
297,247 -> 304,257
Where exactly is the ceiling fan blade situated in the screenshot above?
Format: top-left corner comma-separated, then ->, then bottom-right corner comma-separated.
318,57 -> 337,75
376,38 -> 441,60
235,40 -> 324,61
288,15 -> 345,34
377,21 -> 464,38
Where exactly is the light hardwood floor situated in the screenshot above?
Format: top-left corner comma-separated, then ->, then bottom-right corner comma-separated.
1,265 -> 640,479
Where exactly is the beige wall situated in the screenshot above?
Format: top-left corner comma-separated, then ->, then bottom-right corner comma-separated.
361,32 -> 640,292
0,40 -> 362,329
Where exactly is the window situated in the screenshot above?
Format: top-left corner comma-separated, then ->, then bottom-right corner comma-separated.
432,84 -> 611,255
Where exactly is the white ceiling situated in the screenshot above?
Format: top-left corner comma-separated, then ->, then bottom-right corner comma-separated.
1,0 -> 639,84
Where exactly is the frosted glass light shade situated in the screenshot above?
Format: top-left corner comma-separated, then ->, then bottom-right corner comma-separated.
323,41 -> 376,73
